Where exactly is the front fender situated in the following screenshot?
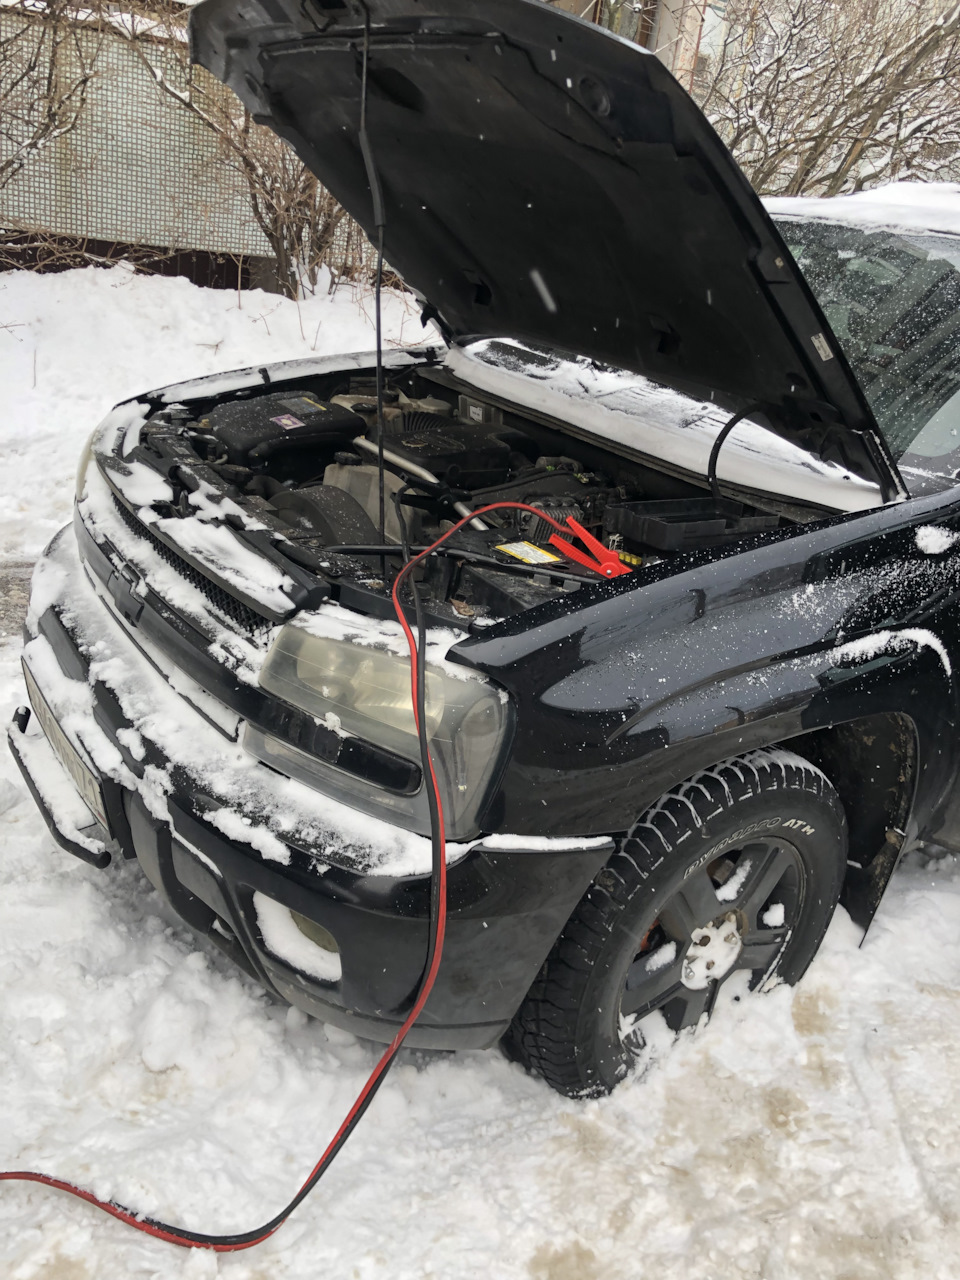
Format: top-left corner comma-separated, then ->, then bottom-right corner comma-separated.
456,489 -> 960,844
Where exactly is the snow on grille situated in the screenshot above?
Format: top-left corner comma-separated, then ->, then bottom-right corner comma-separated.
109,493 -> 275,637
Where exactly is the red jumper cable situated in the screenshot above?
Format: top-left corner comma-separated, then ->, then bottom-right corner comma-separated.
0,505 -> 627,1250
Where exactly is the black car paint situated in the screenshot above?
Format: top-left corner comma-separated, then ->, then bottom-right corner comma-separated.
9,366 -> 959,1046
9,0 -> 960,1052
461,489 -> 957,848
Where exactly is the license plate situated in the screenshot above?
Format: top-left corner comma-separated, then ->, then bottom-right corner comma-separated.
22,662 -> 110,830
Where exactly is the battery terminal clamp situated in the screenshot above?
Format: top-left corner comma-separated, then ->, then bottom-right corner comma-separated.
549,516 -> 632,578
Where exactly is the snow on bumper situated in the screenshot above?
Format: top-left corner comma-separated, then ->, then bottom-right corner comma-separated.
17,526 -> 461,877
7,710 -> 112,867
9,529 -> 616,1048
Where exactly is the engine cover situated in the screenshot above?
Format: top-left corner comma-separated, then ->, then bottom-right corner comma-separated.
370,420 -> 512,488
207,391 -> 363,465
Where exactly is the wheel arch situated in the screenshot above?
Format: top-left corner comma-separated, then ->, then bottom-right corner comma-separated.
779,711 -> 918,934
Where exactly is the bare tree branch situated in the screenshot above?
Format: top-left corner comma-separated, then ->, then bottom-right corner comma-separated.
0,0 -> 102,191
105,4 -> 367,297
694,0 -> 960,195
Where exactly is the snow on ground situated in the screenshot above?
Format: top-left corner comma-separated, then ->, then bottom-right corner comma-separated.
0,264 -> 427,566
4,266 -> 960,1278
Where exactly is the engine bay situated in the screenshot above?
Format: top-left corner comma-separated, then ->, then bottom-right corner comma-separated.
132,362 -> 784,625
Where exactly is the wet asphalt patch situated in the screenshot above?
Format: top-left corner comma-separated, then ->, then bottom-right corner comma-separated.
0,562 -> 31,642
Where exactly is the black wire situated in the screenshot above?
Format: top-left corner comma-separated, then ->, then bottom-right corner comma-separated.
358,13 -> 385,232
393,486 -> 413,563
325,542 -> 599,583
707,403 -> 767,502
374,227 -> 386,576
358,9 -> 387,574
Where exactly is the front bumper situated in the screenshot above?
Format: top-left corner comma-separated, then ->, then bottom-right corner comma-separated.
8,526 -> 612,1050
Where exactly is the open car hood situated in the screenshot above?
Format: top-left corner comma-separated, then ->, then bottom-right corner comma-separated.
190,0 -> 904,501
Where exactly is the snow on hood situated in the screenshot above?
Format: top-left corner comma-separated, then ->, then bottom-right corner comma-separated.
447,340 -> 882,513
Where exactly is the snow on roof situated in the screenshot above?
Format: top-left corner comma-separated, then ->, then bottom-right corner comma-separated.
764,181 -> 960,239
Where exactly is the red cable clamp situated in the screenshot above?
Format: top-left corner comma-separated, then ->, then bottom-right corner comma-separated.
549,516 -> 632,578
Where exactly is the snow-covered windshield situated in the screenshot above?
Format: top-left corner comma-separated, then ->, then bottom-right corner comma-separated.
774,217 -> 960,475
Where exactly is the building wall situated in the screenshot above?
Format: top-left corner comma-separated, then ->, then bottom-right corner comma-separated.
0,12 -> 271,257
571,0 -> 708,88
548,0 -> 593,15
649,0 -> 709,86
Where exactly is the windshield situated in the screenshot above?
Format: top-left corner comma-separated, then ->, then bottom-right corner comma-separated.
774,217 -> 960,483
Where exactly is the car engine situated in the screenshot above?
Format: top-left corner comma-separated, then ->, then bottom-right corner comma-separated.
138,365 -> 779,623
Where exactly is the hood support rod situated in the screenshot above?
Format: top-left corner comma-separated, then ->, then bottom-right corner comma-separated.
358,7 -> 388,566
708,402 -> 768,502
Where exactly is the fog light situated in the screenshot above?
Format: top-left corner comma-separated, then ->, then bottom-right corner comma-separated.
253,891 -> 342,984
290,910 -> 339,954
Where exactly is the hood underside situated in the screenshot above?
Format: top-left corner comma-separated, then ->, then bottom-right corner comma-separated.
190,0 -> 904,502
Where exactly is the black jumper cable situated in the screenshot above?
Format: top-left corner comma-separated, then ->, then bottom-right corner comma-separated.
0,16 -> 625,1246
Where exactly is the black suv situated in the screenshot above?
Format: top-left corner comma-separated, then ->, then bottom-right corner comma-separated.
10,0 -> 960,1097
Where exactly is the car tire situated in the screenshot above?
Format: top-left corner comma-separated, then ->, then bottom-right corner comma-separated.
504,747 -> 848,1098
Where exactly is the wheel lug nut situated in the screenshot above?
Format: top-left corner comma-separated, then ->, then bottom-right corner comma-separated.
706,960 -> 715,970
724,933 -> 737,944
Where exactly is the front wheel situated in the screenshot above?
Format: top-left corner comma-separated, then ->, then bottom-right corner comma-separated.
505,748 -> 847,1098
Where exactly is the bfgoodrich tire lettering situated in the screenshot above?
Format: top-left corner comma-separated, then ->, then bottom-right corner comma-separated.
505,748 -> 847,1098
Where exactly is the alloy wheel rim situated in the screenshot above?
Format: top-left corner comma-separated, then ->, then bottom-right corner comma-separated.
618,836 -> 805,1042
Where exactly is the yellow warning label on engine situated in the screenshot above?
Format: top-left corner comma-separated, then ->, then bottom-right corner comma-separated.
496,541 -> 562,566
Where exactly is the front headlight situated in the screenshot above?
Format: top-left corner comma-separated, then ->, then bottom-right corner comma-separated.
75,431 -> 97,501
252,626 -> 512,840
